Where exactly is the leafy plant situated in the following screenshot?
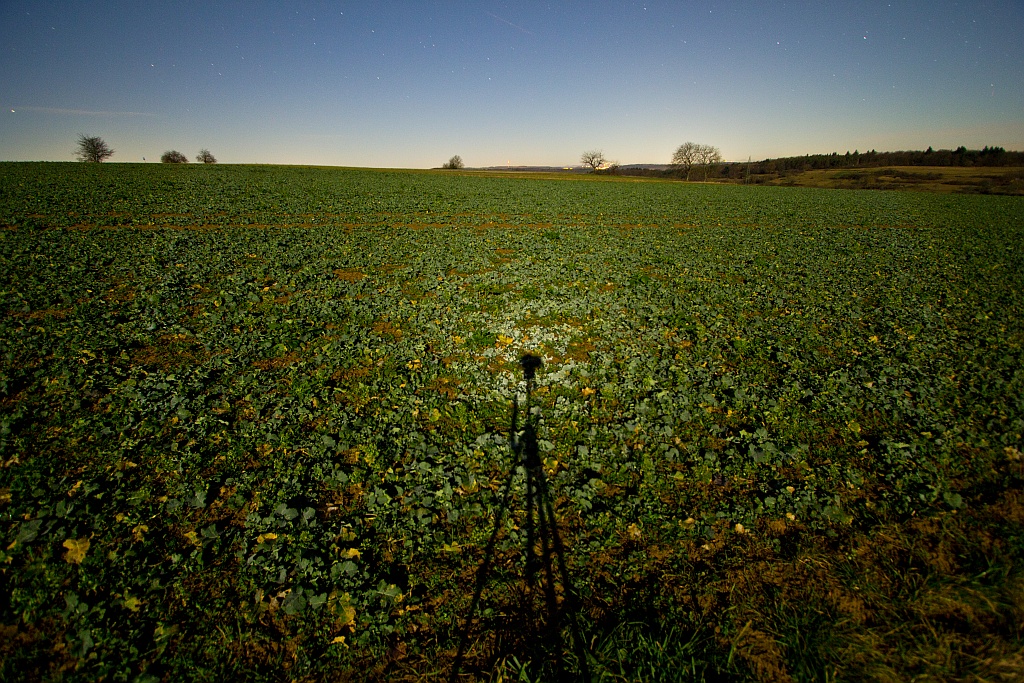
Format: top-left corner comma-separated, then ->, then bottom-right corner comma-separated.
0,161 -> 1021,681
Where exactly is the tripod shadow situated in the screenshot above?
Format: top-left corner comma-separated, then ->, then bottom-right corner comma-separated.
450,354 -> 591,681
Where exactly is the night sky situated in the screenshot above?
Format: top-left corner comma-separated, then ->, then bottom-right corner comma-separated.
2,1 -> 1021,167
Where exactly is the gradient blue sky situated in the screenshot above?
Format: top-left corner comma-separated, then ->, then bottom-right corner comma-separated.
2,1 -> 1021,167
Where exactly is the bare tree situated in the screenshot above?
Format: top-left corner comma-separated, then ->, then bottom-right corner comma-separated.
672,142 -> 722,180
695,144 -> 723,180
196,149 -> 217,164
670,142 -> 698,180
161,150 -> 188,164
76,134 -> 114,163
442,155 -> 464,169
580,149 -> 607,171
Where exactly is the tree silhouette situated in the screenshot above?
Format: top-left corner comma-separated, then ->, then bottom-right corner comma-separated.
161,150 -> 188,164
75,135 -> 114,163
442,155 -> 465,169
580,149 -> 607,171
670,142 -> 697,179
672,142 -> 722,180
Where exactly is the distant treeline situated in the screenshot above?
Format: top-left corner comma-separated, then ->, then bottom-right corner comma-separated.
613,146 -> 1023,180
743,146 -> 1023,174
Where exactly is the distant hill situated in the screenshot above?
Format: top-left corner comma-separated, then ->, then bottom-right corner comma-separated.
470,150 -> 1022,194
473,163 -> 675,174
476,165 -> 591,173
478,148 -> 1022,175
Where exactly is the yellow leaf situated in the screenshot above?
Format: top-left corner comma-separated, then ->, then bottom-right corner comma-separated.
331,635 -> 347,646
124,596 -> 142,612
869,335 -> 879,343
257,533 -> 278,544
581,387 -> 596,397
132,524 -> 149,542
183,530 -> 200,547
342,547 -> 360,559
496,334 -> 514,346
734,523 -> 746,534
63,538 -> 90,564
340,604 -> 356,627
626,523 -> 642,540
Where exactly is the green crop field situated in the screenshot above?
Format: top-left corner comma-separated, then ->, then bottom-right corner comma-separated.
1,162 -> 1022,682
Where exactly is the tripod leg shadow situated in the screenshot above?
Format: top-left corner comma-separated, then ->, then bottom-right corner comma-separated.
450,354 -> 591,681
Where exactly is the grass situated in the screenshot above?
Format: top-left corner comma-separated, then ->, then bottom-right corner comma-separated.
761,165 -> 1024,194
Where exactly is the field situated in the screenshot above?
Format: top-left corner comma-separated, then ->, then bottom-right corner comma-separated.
1,162 -> 1022,682
760,165 -> 1024,195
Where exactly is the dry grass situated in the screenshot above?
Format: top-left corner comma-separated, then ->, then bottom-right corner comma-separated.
764,166 -> 1024,194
